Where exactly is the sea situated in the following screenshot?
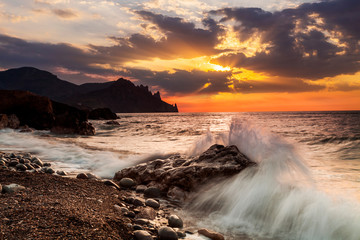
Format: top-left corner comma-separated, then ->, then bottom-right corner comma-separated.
1,111 -> 360,240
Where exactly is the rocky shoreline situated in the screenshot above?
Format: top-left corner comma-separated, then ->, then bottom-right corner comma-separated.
1,146 -> 254,240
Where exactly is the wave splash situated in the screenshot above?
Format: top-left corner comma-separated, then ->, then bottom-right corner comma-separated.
188,119 -> 360,240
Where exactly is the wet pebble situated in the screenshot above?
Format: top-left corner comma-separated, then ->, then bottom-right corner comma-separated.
168,215 -> 183,228
144,187 -> 161,198
134,230 -> 153,240
145,198 -> 160,209
119,177 -> 136,188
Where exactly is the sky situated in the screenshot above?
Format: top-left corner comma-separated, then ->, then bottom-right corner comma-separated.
0,0 -> 359,112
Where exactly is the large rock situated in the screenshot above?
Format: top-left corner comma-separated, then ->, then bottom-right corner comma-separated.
2,184 -> 26,193
0,90 -> 94,135
88,108 -> 118,120
134,230 -> 153,240
158,227 -> 178,240
114,144 -> 255,199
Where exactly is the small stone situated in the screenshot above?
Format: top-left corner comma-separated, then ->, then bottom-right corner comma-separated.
15,163 -> 27,171
43,162 -> 51,167
133,197 -> 145,206
9,160 -> 19,167
86,172 -> 99,179
2,184 -> 26,193
144,187 -> 161,198
125,211 -> 136,218
31,157 -> 43,167
119,178 -> 136,188
176,231 -> 186,238
56,170 -> 67,176
137,207 -> 156,220
198,229 -> 224,240
145,199 -> 160,209
168,215 -> 183,228
158,226 -> 178,240
134,218 -> 149,225
25,163 -> 35,170
134,230 -> 153,240
136,185 -> 147,193
19,158 -> 30,164
104,180 -> 120,190
44,167 -> 55,174
32,163 -> 41,169
133,225 -> 144,230
76,173 -> 88,179
0,160 -> 5,166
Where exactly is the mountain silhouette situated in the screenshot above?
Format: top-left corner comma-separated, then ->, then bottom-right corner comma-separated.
0,67 -> 178,113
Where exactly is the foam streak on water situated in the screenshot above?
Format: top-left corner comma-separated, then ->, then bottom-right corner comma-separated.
189,119 -> 360,240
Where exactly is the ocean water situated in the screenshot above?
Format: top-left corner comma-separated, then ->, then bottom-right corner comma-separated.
1,111 -> 360,239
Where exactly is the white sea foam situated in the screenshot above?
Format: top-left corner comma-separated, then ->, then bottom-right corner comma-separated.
188,119 -> 360,240
0,129 -> 131,178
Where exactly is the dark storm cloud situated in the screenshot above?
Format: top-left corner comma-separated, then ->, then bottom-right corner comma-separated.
126,68 -> 232,94
93,11 -> 224,60
231,78 -> 324,93
212,0 -> 360,79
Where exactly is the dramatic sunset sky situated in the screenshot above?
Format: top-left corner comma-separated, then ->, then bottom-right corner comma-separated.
0,0 -> 359,112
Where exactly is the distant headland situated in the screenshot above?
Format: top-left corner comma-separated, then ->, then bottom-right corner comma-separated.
0,67 -> 178,113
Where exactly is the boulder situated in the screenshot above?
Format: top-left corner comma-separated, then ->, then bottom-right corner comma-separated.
7,114 -> 20,129
158,227 -> 178,240
114,144 -> 255,199
88,108 -> 118,120
15,163 -> 27,171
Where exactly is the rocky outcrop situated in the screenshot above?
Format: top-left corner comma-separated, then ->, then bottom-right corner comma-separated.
0,90 -> 94,135
114,144 -> 256,199
88,108 -> 118,120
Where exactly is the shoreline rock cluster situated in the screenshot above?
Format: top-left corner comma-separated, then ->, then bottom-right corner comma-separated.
115,144 -> 256,201
0,145 -> 245,240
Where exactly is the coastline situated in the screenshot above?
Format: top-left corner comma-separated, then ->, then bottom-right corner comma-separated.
0,150 -> 227,240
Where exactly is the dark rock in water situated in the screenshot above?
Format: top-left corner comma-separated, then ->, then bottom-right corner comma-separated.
88,108 -> 118,120
43,162 -> 51,167
198,228 -> 224,240
134,230 -> 153,240
105,120 -> 120,125
158,226 -> 178,240
168,215 -> 183,228
114,144 -> 255,199
119,178 -> 136,188
0,90 -> 95,135
145,199 -> 160,209
76,173 -> 88,179
19,125 -> 34,132
0,114 -> 20,129
144,187 -> 162,198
